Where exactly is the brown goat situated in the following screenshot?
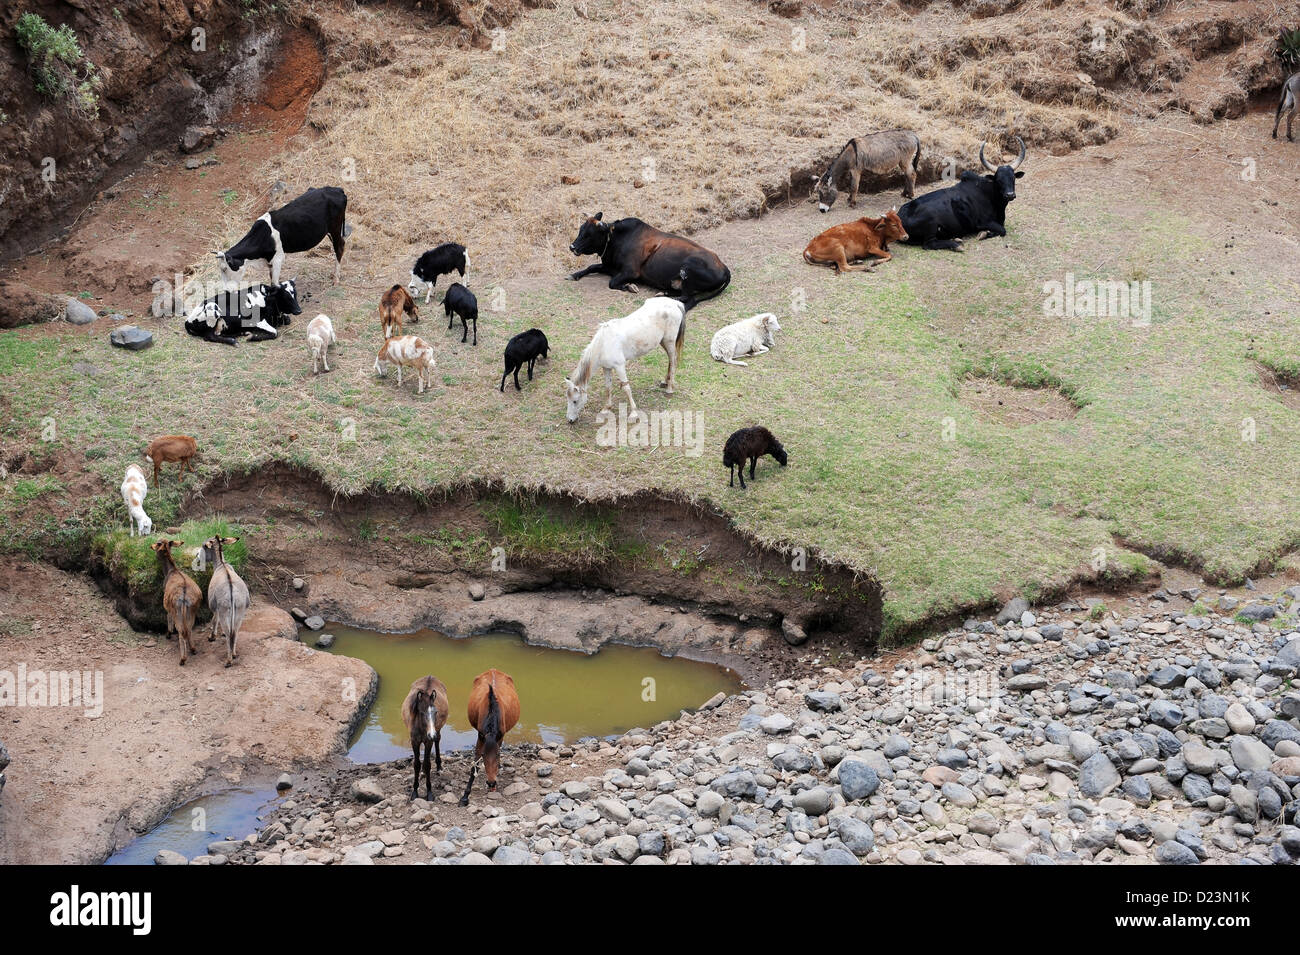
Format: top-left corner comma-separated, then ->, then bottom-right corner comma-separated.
152,539 -> 202,666
145,435 -> 198,485
802,210 -> 909,274
380,284 -> 420,340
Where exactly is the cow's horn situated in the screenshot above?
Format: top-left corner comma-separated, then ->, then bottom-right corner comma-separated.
1011,135 -> 1027,170
978,141 -> 995,172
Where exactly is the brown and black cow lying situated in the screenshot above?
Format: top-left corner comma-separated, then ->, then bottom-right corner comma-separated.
802,210 -> 908,274
568,212 -> 731,310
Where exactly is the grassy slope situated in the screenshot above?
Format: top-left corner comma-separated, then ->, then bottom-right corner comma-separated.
3,152 -> 1298,639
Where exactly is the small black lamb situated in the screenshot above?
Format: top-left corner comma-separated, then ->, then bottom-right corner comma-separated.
723,426 -> 788,489
501,328 -> 549,392
442,282 -> 478,345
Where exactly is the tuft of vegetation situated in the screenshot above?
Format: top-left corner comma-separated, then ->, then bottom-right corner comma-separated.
14,13 -> 102,117
481,498 -> 643,570
1278,28 -> 1300,73
91,517 -> 248,628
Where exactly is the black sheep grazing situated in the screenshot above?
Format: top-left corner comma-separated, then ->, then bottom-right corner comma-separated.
408,243 -> 468,303
500,328 -> 549,392
442,283 -> 478,345
723,426 -> 788,489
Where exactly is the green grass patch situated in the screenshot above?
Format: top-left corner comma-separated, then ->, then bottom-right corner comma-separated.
91,517 -> 248,626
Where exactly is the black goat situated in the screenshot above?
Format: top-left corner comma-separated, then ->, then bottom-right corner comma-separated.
723,426 -> 788,489
500,328 -> 549,392
442,282 -> 478,345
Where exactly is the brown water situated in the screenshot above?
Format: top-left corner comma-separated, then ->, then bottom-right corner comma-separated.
316,624 -> 743,763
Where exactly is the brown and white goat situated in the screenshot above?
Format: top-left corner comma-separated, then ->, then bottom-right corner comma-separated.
153,539 -> 202,665
202,535 -> 249,668
374,335 -> 436,394
145,435 -> 198,485
380,284 -> 420,340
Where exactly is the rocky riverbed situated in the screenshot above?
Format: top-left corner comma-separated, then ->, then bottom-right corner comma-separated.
174,585 -> 1300,865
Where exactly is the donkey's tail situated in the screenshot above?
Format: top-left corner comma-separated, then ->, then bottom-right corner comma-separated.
912,135 -> 922,172
675,308 -> 687,360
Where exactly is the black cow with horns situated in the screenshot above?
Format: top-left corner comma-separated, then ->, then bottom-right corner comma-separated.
897,137 -> 1027,251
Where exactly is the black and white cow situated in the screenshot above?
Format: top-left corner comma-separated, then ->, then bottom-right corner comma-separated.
215,187 -> 348,286
408,243 -> 469,303
184,281 -> 302,346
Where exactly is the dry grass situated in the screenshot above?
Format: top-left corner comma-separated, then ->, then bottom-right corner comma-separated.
202,0 -> 1289,289
191,0 -> 1173,285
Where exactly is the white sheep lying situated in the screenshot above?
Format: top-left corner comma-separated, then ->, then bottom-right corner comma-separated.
709,312 -> 781,366
120,464 -> 152,537
307,313 -> 337,374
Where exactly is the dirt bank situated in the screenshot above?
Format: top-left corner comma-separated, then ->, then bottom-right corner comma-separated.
0,556 -> 376,864
179,463 -> 882,658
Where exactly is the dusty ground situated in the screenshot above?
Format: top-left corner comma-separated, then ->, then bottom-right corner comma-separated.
0,556 -> 376,864
3,26 -> 325,308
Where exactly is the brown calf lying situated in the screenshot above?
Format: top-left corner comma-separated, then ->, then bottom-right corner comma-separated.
145,435 -> 198,485
802,210 -> 909,274
380,284 -> 420,340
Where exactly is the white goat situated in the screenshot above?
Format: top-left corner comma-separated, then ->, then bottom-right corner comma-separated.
307,313 -> 336,374
120,464 -> 152,537
710,312 -> 781,366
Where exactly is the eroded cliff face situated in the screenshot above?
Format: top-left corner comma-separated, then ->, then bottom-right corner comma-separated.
0,0 -> 254,260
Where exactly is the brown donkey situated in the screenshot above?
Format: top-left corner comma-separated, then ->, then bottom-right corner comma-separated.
152,539 -> 202,666
401,675 -> 449,799
460,668 -> 520,806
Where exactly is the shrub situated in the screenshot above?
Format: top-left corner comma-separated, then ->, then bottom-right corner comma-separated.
14,13 -> 101,117
1279,29 -> 1300,73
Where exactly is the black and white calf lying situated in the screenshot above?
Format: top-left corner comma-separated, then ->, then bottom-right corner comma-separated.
184,281 -> 302,346
215,186 -> 348,286
408,243 -> 468,303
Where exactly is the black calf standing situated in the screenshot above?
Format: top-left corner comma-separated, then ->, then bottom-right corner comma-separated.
442,283 -> 478,345
500,328 -> 549,392
408,242 -> 468,302
723,426 -> 788,489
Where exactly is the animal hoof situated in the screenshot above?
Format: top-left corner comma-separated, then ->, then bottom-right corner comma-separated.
458,797 -> 469,807
224,660 -> 232,668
